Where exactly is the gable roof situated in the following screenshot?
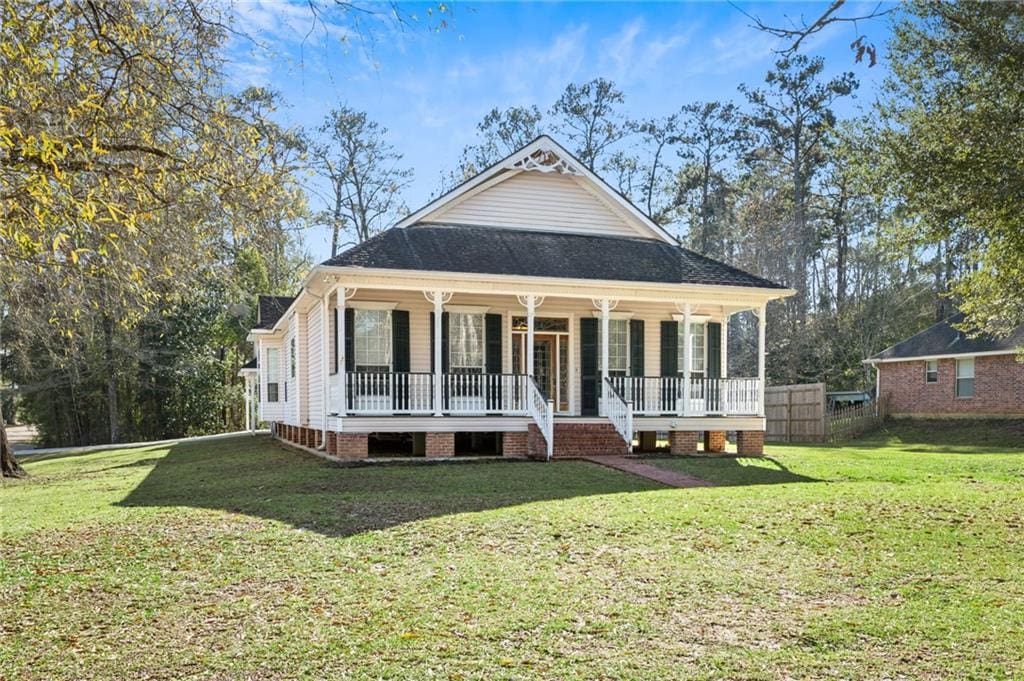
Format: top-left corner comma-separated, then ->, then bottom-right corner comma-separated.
396,135 -> 675,243
868,314 -> 1024,362
322,224 -> 788,290
255,295 -> 295,330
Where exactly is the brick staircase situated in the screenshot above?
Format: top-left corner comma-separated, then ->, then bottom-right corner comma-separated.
549,421 -> 630,458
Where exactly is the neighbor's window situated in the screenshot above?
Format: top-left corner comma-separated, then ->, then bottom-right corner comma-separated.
354,309 -> 392,372
955,357 -> 975,398
678,322 -> 707,376
450,312 -> 485,373
289,337 -> 296,378
598,318 -> 628,376
266,347 -> 280,402
925,359 -> 938,383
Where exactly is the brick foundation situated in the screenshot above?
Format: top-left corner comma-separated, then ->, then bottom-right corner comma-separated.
503,431 -> 530,458
332,433 -> 368,459
704,430 -> 727,454
425,432 -> 454,458
669,431 -> 699,455
736,430 -> 764,456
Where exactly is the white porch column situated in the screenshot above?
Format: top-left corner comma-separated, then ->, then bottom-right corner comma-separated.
526,296 -> 536,377
244,375 -> 253,432
682,303 -> 692,416
600,298 -> 610,416
433,290 -> 444,416
757,303 -> 767,417
336,289 -> 348,416
721,316 -> 729,379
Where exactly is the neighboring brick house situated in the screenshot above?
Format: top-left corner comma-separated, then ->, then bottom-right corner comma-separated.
246,136 -> 795,460
865,315 -> 1024,418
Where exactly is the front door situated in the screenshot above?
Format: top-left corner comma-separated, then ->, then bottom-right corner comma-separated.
533,335 -> 555,401
512,329 -> 570,413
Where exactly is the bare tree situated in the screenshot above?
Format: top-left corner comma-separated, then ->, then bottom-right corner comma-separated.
313,107 -> 413,252
550,78 -> 634,172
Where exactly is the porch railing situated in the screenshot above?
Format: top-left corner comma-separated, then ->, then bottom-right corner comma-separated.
444,372 -> 529,415
603,378 -> 633,450
527,377 -> 554,460
608,376 -> 761,416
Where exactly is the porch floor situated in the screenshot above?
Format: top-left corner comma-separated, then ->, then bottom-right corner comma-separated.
580,455 -> 713,488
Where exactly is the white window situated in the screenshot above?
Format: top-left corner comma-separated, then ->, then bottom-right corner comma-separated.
450,312 -> 485,373
598,318 -> 629,375
289,337 -> 296,378
266,347 -> 280,402
925,359 -> 938,383
956,358 -> 975,398
678,322 -> 707,376
354,309 -> 392,372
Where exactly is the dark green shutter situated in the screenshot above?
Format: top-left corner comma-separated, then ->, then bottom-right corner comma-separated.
392,310 -> 410,411
660,321 -> 678,375
485,313 -> 503,411
707,322 -> 721,379
660,321 -> 678,414
430,312 -> 435,372
629,319 -> 645,411
344,308 -> 355,372
580,317 -> 598,415
485,314 -> 502,373
629,319 -> 644,376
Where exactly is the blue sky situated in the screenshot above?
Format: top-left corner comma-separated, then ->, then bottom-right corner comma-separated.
226,1 -> 894,262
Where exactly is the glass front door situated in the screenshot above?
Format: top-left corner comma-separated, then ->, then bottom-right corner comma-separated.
514,330 -> 570,413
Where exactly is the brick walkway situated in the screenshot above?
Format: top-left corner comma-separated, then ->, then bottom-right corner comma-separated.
580,455 -> 713,488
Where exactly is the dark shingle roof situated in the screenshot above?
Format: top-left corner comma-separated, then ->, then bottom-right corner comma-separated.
321,224 -> 787,290
869,314 -> 1024,361
256,295 -> 295,329
241,356 -> 258,370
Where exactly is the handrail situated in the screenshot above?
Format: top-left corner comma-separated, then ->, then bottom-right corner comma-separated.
527,377 -> 554,460
603,377 -> 633,451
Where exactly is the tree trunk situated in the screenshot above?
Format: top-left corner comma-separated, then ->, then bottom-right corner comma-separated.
1,404 -> 26,478
102,314 -> 119,443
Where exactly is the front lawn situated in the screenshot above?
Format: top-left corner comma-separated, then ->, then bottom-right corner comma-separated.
3,421 -> 1023,679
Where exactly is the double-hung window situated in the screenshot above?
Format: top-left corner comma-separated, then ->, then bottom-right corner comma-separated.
925,359 -> 938,383
598,319 -> 629,376
354,309 -> 392,373
450,312 -> 485,374
955,357 -> 974,398
677,322 -> 707,376
266,347 -> 280,402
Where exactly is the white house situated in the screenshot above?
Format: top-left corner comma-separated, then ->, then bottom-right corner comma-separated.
246,136 -> 793,459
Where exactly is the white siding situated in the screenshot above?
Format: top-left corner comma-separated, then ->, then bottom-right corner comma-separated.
305,304 -> 324,430
423,172 -> 646,239
259,339 -> 285,423
284,315 -> 298,426
298,310 -> 309,426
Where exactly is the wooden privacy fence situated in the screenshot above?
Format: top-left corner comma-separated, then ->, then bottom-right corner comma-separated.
765,383 -> 826,442
766,382 -> 888,443
827,396 -> 889,443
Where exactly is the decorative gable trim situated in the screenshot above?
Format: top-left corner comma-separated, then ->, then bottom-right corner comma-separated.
397,135 -> 675,243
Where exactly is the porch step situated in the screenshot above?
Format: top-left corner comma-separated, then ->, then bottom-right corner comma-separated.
548,421 -> 629,458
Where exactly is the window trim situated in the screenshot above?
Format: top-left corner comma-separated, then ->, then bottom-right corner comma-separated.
955,357 -> 975,399
924,359 -> 938,384
677,321 -> 708,377
353,308 -> 393,373
597,317 -> 630,376
265,346 -> 280,403
449,311 -> 486,373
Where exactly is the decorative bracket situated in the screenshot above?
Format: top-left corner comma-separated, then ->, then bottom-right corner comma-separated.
508,148 -> 582,176
516,294 -> 545,308
591,298 -> 619,312
423,290 -> 453,306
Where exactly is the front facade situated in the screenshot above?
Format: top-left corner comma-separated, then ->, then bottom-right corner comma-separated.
866,315 -> 1024,418
248,137 -> 793,459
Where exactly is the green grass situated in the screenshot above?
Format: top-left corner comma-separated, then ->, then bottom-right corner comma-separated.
3,421 -> 1024,680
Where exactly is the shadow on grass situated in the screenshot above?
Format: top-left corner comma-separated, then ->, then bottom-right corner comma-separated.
119,435 -> 673,539
642,455 -> 819,487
